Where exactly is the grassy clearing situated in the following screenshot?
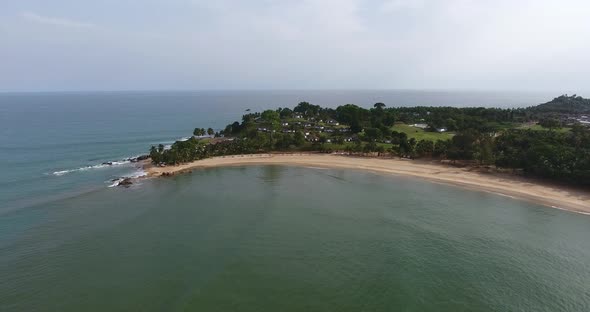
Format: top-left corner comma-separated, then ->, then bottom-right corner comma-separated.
391,123 -> 454,141
517,123 -> 571,133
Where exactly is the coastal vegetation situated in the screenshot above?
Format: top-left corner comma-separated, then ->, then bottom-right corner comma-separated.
150,96 -> 590,186
530,94 -> 590,114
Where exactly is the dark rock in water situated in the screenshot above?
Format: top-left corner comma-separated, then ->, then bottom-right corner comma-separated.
102,161 -> 113,165
118,178 -> 133,186
129,155 -> 149,163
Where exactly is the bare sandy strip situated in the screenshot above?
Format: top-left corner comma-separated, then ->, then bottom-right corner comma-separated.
144,154 -> 590,215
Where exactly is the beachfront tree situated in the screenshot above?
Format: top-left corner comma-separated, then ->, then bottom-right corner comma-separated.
149,146 -> 162,164
415,140 -> 434,158
433,140 -> 450,158
364,141 -> 378,153
207,128 -> 214,136
474,135 -> 495,165
193,128 -> 206,136
398,139 -> 412,158
448,130 -> 478,161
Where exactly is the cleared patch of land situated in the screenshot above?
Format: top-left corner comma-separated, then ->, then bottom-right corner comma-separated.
144,154 -> 590,215
391,123 -> 455,141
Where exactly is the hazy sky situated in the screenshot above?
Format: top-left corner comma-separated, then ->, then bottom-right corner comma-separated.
1,0 -> 589,92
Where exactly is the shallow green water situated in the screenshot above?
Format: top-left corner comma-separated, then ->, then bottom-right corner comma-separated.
1,166 -> 589,311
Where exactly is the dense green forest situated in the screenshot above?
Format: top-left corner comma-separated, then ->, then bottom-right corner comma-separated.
531,94 -> 590,114
150,96 -> 590,185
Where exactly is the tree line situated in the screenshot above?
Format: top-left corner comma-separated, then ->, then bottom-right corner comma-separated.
150,98 -> 590,186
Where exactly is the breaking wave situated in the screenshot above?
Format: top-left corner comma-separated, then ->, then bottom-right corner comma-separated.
108,169 -> 147,187
52,163 -> 117,176
51,155 -> 147,176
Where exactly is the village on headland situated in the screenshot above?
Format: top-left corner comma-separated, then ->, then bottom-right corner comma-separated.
139,95 -> 590,188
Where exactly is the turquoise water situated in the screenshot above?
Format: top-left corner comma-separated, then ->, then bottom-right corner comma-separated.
1,166 -> 589,311
2,90 -> 587,311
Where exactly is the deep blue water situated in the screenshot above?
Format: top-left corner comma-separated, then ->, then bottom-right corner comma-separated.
0,90 -> 551,212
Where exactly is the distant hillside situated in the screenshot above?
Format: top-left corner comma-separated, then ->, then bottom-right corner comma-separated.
532,95 -> 590,114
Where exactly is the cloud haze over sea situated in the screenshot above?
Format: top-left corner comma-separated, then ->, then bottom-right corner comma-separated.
1,0 -> 589,92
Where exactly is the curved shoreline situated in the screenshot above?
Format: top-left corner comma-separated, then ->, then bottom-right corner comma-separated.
144,154 -> 590,215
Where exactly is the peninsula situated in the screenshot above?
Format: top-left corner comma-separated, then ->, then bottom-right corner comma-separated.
144,95 -> 590,213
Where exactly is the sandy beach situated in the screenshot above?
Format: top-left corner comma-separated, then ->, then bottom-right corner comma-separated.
145,153 -> 590,214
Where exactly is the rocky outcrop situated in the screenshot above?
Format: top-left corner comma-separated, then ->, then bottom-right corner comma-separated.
130,155 -> 149,162
102,155 -> 149,166
118,178 -> 133,186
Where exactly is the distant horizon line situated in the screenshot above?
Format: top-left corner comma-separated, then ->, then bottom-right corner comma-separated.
0,88 -> 573,95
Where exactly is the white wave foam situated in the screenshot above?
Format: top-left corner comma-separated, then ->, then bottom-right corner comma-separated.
110,160 -> 130,166
52,159 -> 133,176
128,169 -> 147,179
551,205 -> 590,216
107,170 -> 147,187
108,178 -> 125,188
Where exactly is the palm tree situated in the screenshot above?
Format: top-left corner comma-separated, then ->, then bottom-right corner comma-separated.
149,146 -> 160,164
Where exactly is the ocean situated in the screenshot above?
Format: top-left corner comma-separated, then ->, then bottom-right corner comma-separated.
2,90 -> 588,311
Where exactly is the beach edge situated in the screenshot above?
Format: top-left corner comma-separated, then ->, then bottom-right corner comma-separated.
143,153 -> 590,215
